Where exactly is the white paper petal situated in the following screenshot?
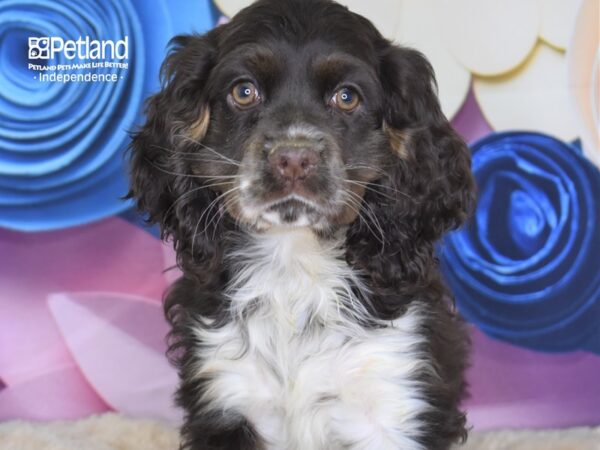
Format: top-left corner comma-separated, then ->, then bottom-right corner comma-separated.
338,0 -> 401,40
395,0 -> 471,119
439,0 -> 541,76
540,0 -> 583,50
213,0 -> 252,17
214,0 -> 401,39
474,44 -> 579,141
567,0 -> 600,168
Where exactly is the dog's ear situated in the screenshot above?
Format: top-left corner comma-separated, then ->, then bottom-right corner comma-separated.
379,45 -> 475,240
127,34 -> 217,265
346,45 -> 475,316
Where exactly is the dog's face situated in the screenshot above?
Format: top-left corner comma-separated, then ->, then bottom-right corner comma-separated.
129,0 -> 474,263
201,37 -> 391,231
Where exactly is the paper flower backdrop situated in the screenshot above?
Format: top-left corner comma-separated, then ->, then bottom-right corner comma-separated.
0,218 -> 181,422
439,132 -> 600,354
1,0 -> 599,434
465,326 -> 600,430
0,0 -> 215,231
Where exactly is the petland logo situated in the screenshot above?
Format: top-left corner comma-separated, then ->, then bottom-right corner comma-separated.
28,36 -> 129,60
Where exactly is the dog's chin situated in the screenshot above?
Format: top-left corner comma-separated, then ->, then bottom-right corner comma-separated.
238,195 -> 332,232
261,198 -> 323,228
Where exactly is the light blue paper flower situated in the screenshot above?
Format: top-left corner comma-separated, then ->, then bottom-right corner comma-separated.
440,132 -> 600,354
0,0 -> 216,231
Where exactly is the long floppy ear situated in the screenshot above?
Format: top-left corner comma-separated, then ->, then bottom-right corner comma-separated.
346,45 -> 475,318
127,33 -> 217,268
379,45 -> 475,239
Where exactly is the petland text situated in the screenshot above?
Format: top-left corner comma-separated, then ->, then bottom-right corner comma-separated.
28,36 -> 129,60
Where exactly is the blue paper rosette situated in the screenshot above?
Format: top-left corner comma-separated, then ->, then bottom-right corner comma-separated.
0,0 -> 215,231
440,132 -> 600,354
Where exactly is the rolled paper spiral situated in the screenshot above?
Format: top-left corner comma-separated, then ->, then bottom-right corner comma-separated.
439,132 -> 600,354
0,0 -> 215,231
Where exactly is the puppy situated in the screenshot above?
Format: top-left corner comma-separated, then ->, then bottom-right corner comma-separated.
128,0 -> 475,448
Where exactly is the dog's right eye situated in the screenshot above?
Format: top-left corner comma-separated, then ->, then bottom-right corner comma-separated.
231,82 -> 260,108
330,87 -> 361,112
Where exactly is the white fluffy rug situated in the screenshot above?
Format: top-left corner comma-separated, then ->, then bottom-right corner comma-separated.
0,414 -> 598,450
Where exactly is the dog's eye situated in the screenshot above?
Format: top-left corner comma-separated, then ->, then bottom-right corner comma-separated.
231,82 -> 260,108
331,87 -> 360,112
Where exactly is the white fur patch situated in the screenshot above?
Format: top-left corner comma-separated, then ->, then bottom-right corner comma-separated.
192,228 -> 430,449
285,123 -> 325,142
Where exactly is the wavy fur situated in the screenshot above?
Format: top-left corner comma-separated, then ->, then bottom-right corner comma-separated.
127,1 -> 475,448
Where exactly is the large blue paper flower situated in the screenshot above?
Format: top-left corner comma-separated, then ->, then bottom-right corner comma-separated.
439,132 -> 600,353
0,0 -> 216,231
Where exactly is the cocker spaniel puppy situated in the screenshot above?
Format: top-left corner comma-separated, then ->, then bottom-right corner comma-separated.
128,0 -> 475,448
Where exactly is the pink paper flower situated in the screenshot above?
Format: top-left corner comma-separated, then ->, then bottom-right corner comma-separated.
0,217 -> 180,422
465,326 -> 600,430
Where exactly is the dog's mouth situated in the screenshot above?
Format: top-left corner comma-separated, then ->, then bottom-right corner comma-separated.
260,195 -> 322,227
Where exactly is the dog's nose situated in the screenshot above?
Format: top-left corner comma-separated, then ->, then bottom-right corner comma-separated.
268,147 -> 318,182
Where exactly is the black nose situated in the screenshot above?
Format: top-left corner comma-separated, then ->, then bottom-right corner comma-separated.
268,147 -> 319,182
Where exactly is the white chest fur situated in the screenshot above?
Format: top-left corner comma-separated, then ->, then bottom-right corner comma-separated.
193,228 -> 430,450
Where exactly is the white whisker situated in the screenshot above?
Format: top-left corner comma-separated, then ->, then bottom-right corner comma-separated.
175,134 -> 241,167
192,186 -> 242,256
342,189 -> 386,252
145,158 -> 242,180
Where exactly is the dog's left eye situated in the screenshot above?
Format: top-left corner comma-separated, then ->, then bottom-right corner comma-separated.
330,87 -> 360,112
231,81 -> 260,108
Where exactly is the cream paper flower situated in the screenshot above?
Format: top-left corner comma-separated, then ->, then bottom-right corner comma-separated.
567,0 -> 600,168
214,0 -> 586,143
439,0 -> 582,143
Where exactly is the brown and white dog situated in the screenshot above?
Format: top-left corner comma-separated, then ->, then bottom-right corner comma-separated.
128,0 -> 475,448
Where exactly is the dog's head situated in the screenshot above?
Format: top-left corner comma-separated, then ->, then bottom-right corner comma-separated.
129,0 -> 474,268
